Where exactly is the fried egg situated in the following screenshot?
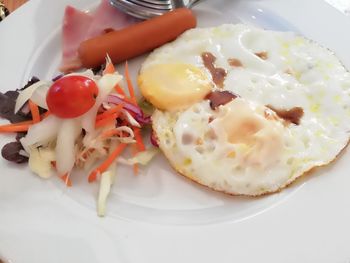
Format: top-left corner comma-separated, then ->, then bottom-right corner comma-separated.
138,24 -> 350,195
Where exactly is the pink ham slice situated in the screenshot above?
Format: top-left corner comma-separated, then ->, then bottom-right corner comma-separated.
86,0 -> 138,39
60,6 -> 93,72
60,0 -> 137,73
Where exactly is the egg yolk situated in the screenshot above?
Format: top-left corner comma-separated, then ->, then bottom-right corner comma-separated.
138,63 -> 212,111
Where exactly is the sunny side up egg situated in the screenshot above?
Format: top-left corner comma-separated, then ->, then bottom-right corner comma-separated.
138,24 -> 350,196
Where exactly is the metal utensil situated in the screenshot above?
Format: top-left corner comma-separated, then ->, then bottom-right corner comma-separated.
0,1 -> 10,21
110,0 -> 202,19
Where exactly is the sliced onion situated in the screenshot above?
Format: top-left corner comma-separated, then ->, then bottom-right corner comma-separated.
52,74 -> 63,82
28,146 -> 55,179
21,115 -> 61,150
81,108 -> 97,133
20,103 -> 30,115
97,140 -> 119,217
113,126 -> 134,137
121,109 -> 140,128
82,129 -> 101,150
66,69 -> 95,79
99,126 -> 135,144
82,73 -> 122,132
104,126 -> 135,144
30,84 -> 49,110
19,149 -> 29,157
118,148 -> 159,166
97,170 -> 112,217
135,114 -> 151,125
15,80 -> 50,113
82,132 -> 108,159
117,137 -> 136,144
107,94 -> 151,125
55,118 -> 81,175
107,94 -> 142,116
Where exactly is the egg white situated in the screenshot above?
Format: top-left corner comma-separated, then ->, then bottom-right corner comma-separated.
143,24 -> 350,195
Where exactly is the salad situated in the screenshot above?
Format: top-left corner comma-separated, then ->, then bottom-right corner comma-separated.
0,58 -> 158,216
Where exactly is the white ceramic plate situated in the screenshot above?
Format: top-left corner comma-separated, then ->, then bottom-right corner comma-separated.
1,0 -> 350,262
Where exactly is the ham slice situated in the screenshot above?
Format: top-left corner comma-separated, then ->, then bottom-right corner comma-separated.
86,0 -> 138,38
60,6 -> 93,72
60,0 -> 137,72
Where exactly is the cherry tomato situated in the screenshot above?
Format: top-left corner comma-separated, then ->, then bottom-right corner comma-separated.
46,75 -> 99,118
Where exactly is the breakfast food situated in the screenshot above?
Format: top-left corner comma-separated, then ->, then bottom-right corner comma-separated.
139,24 -> 350,195
60,0 -> 137,72
0,4 -> 195,217
78,8 -> 197,69
0,60 -> 155,216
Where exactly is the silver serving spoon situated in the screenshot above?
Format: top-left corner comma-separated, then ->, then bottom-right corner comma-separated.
110,0 -> 202,19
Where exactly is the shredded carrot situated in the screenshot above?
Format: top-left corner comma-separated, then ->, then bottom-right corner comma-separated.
95,113 -> 118,128
133,164 -> 139,175
0,109 -> 51,133
6,124 -> 32,132
0,120 -> 33,127
60,173 -> 72,187
51,162 -> 72,187
103,57 -> 115,75
96,103 -> 124,121
133,127 -> 145,151
130,127 -> 145,175
0,120 -> 33,133
88,170 -> 99,183
113,84 -> 136,104
124,61 -> 137,105
100,128 -> 121,139
114,84 -> 126,96
124,62 -> 145,153
88,143 -> 127,182
28,100 -> 40,124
